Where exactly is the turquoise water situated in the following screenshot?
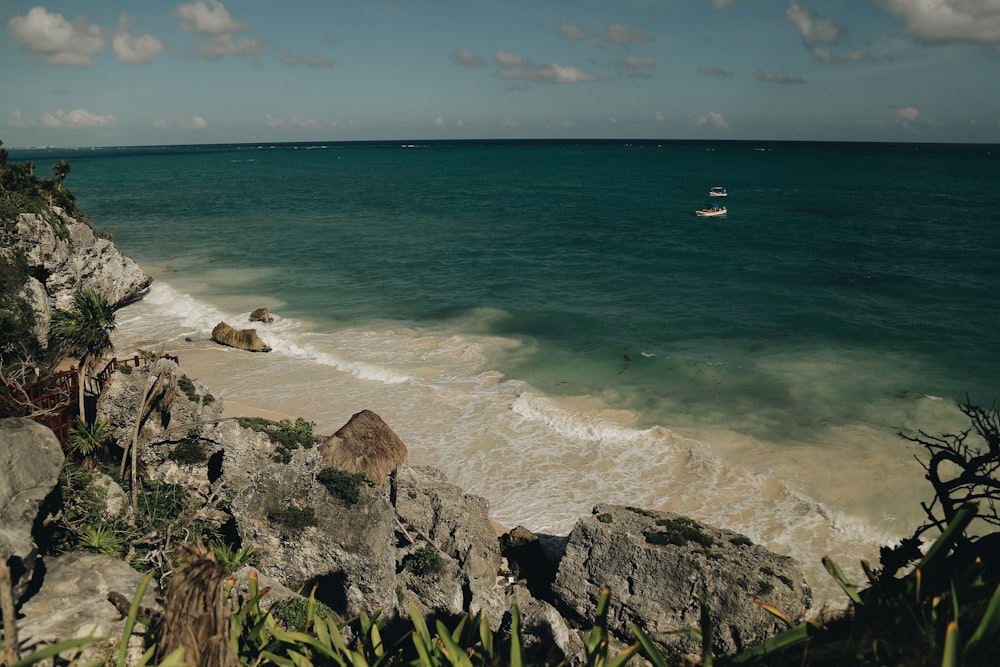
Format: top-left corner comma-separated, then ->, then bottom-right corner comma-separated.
14,140 -> 1000,601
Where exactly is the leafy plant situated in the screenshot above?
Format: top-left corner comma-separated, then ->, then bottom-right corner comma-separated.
268,505 -> 317,530
317,467 -> 374,506
237,416 -> 316,463
210,540 -> 260,573
644,516 -> 714,548
79,523 -> 123,555
67,416 -> 112,457
404,546 -> 444,577
168,427 -> 206,464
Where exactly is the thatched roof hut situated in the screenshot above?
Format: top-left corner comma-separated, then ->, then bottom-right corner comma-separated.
318,409 -> 407,484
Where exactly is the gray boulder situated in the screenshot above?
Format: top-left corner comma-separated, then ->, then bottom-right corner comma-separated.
16,551 -> 160,664
11,209 -> 151,312
211,322 -> 271,352
0,418 -> 65,604
552,504 -> 812,661
394,466 -> 507,626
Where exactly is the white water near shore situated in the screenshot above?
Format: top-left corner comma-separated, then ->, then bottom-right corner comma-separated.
112,278 -> 961,607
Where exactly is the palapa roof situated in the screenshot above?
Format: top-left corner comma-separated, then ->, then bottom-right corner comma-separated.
319,409 -> 407,484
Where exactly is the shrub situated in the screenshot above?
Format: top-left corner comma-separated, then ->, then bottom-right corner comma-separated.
404,545 -> 444,577
269,595 -> 339,632
644,516 -> 714,548
317,467 -> 373,506
236,416 -> 316,463
268,505 -> 317,530
169,427 -> 206,464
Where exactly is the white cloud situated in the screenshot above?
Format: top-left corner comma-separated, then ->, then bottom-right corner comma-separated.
196,34 -> 265,59
289,116 -> 317,128
499,117 -> 517,128
712,0 -> 738,8
451,48 -> 485,67
655,111 -> 665,123
38,109 -> 118,128
694,111 -> 729,130
702,67 -> 734,77
623,55 -> 655,78
434,116 -> 446,128
113,33 -> 165,64
174,0 -> 248,34
893,106 -> 921,126
180,116 -> 208,129
497,64 -> 599,84
265,114 -> 284,127
494,50 -> 527,67
786,1 -> 841,45
878,0 -> 1000,44
813,47 -> 869,64
559,23 -> 587,40
602,23 -> 654,45
8,6 -> 105,66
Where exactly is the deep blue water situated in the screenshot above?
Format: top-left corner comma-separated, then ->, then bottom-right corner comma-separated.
12,139 -> 1000,597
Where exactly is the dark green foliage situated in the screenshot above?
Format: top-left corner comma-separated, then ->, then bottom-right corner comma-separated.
269,595 -> 339,631
236,416 -> 316,463
177,374 -> 198,402
644,516 -> 714,548
317,467 -> 373,506
730,535 -> 754,547
596,513 -> 613,523
268,505 -> 317,530
169,427 -> 207,464
404,545 -> 444,577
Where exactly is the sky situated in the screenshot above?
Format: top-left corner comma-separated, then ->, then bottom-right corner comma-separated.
2,0 -> 999,147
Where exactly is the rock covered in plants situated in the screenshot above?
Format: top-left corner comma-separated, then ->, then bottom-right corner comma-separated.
394,465 -> 506,626
9,209 -> 151,320
0,417 -> 65,603
552,503 -> 812,660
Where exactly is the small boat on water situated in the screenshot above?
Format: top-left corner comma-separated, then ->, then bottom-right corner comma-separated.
695,204 -> 727,217
708,186 -> 728,197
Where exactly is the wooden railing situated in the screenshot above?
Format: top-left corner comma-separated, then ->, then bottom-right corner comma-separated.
3,354 -> 179,445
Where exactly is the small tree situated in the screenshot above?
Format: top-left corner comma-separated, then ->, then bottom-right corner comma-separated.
51,159 -> 70,187
50,289 -> 116,420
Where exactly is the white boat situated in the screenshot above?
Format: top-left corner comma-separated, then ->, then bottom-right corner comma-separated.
708,186 -> 727,197
695,204 -> 727,217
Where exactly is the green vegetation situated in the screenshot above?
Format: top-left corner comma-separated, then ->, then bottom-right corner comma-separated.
644,516 -> 714,549
210,540 -> 260,573
236,416 -> 316,463
317,467 -> 374,506
168,427 -> 207,464
49,288 -> 116,420
269,594 -> 340,632
596,512 -> 613,523
267,505 -> 317,530
68,416 -> 112,457
404,545 -> 444,577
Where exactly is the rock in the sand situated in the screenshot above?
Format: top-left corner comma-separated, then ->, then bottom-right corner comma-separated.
249,307 -> 273,323
551,504 -> 812,661
211,321 -> 271,352
0,418 -> 65,605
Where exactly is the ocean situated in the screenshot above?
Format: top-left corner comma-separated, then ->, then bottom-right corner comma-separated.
13,139 -> 1000,604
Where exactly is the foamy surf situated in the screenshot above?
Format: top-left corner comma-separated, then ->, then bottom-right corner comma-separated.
112,279 -> 926,606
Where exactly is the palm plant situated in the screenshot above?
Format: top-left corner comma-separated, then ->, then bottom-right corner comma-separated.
50,289 -> 116,420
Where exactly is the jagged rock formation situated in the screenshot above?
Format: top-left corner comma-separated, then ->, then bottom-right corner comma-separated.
5,208 -> 151,346
249,307 -> 273,323
552,503 -> 812,660
211,321 -> 271,352
0,418 -> 65,604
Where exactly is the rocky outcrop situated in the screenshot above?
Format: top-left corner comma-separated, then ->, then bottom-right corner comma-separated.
16,551 -> 159,662
249,307 -> 273,324
552,504 -> 812,660
211,322 -> 271,352
0,418 -> 65,604
8,209 -> 151,324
